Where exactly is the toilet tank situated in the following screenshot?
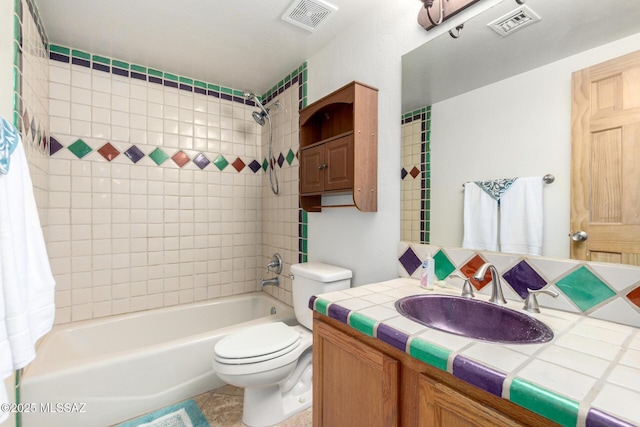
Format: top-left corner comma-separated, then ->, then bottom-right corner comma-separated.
290,262 -> 352,330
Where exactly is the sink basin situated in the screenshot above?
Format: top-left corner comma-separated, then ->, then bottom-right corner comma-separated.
395,294 -> 553,344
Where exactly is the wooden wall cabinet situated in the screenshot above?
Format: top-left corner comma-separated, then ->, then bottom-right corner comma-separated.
299,81 -> 378,212
313,313 -> 558,427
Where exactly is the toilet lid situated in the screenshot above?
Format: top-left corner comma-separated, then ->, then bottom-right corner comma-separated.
214,322 -> 300,360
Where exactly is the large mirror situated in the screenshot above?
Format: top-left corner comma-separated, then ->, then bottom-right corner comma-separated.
401,0 -> 640,259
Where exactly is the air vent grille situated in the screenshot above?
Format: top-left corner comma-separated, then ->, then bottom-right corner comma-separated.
487,5 -> 541,37
281,0 -> 337,32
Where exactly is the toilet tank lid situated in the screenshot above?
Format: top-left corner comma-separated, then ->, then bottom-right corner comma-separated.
291,262 -> 352,282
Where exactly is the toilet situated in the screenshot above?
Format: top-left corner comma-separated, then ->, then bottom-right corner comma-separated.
212,262 -> 352,427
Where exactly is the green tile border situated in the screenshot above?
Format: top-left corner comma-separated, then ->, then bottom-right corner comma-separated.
348,312 -> 376,337
510,378 -> 579,427
314,298 -> 330,316
408,336 -> 450,372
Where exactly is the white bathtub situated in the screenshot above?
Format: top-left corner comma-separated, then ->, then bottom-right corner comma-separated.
21,292 -> 296,427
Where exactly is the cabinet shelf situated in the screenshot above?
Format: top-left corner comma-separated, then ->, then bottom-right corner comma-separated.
299,81 -> 378,212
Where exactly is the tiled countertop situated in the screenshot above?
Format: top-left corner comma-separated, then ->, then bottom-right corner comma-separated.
311,278 -> 640,427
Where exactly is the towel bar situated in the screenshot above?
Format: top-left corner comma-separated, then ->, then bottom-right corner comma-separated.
462,174 -> 555,187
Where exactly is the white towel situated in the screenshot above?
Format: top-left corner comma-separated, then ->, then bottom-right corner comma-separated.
500,177 -> 544,256
0,136 -> 56,422
462,182 -> 499,252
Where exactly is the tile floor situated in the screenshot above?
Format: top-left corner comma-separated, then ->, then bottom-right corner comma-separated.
131,385 -> 313,427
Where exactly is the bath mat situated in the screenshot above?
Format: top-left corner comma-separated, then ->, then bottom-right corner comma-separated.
116,399 -> 210,427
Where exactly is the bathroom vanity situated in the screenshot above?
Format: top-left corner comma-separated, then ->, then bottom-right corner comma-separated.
311,279 -> 640,427
313,314 -> 552,427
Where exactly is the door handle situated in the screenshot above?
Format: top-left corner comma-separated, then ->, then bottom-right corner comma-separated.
317,164 -> 328,170
570,231 -> 588,242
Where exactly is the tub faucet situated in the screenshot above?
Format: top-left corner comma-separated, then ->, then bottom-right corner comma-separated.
473,263 -> 507,305
261,277 -> 280,287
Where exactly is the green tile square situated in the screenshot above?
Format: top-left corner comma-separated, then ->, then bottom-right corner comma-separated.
131,64 -> 146,73
67,139 -> 92,159
148,68 -> 163,78
510,378 -> 579,427
112,59 -> 129,69
208,84 -> 221,91
149,148 -> 169,165
301,224 -> 308,239
286,149 -> 295,165
194,80 -> 207,89
220,86 -> 232,95
92,55 -> 110,65
232,89 -> 243,97
71,49 -> 90,60
14,15 -> 21,41
180,77 -> 194,85
49,44 -> 70,55
262,159 -> 268,172
409,337 -> 450,371
164,72 -> 178,82
433,250 -> 456,281
213,155 -> 229,171
314,298 -> 330,316
556,266 -> 616,312
349,312 -> 376,337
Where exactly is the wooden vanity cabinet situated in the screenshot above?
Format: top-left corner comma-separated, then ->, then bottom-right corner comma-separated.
313,313 -> 558,427
299,81 -> 377,212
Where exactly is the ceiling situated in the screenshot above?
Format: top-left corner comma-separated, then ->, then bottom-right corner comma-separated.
33,0 -> 386,96
402,0 -> 640,112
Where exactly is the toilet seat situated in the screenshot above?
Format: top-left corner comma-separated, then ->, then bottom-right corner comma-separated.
214,322 -> 301,364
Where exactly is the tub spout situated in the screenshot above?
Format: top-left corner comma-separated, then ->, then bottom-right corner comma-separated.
261,277 -> 280,287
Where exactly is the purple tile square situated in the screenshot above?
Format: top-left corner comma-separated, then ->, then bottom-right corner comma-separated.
328,304 -> 350,325
149,76 -> 163,85
49,52 -> 69,63
376,324 -> 409,352
131,72 -> 147,81
112,67 -> 129,77
164,80 -> 178,89
92,63 -> 110,73
193,153 -> 210,170
124,145 -> 145,164
49,136 -> 64,156
452,356 -> 506,397
586,408 -> 637,427
248,160 -> 262,173
220,93 -> 232,102
401,168 -> 408,180
71,57 -> 90,68
308,295 -> 317,310
503,261 -> 547,299
399,247 -> 422,276
277,153 -> 285,167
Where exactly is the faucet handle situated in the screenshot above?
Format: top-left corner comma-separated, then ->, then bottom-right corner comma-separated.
448,273 -> 475,298
523,288 -> 559,313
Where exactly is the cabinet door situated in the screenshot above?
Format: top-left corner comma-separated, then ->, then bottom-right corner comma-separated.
314,320 -> 399,427
418,375 -> 523,427
324,134 -> 354,191
299,145 -> 324,194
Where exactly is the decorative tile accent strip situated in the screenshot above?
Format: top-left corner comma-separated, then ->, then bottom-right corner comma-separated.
67,139 -> 92,159
348,312 -> 376,337
452,356 -> 506,397
556,266 -> 616,312
314,297 -> 330,316
248,160 -> 262,173
171,150 -> 190,168
398,241 -> 640,328
409,337 -> 450,372
49,136 -> 63,155
461,254 -> 491,290
192,153 -> 210,170
503,261 -> 547,299
232,157 -> 245,172
124,146 -> 145,164
586,408 -> 637,427
328,304 -> 351,325
213,155 -> 229,171
149,147 -> 169,165
376,323 -> 410,352
97,143 -> 120,161
509,378 -> 579,427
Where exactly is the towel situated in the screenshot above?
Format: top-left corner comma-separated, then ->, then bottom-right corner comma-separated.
0,129 -> 56,422
0,117 -> 20,174
462,181 -> 499,252
500,177 -> 544,256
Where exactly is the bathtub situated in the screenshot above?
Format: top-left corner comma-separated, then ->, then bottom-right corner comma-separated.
21,292 -> 296,427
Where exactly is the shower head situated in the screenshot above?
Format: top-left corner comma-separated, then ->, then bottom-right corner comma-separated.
252,110 -> 266,126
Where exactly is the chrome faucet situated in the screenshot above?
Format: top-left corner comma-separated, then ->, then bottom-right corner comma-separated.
261,277 -> 280,287
473,263 -> 507,305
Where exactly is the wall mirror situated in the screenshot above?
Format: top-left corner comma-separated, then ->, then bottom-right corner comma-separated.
401,0 -> 640,260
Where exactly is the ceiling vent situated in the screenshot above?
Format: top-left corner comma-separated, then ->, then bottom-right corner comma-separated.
487,5 -> 541,37
281,0 -> 338,32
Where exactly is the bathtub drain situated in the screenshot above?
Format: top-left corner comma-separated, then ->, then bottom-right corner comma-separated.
271,306 -> 277,315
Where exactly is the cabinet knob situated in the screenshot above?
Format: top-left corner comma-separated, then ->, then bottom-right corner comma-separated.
318,164 -> 328,170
